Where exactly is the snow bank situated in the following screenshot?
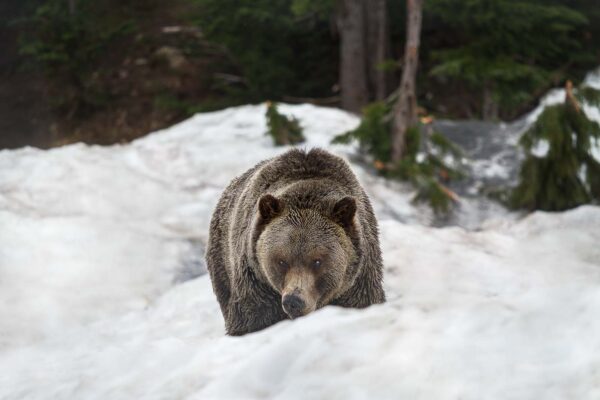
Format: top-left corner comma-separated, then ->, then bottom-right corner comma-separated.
1,103 -> 600,399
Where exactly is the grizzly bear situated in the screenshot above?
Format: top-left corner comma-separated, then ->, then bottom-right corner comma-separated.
206,148 -> 385,335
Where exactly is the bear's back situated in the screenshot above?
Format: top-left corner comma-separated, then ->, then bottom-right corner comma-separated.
254,148 -> 359,193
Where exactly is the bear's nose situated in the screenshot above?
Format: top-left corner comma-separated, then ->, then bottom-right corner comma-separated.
282,294 -> 305,319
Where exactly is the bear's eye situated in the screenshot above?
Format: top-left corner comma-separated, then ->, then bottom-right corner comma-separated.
312,259 -> 322,269
278,260 -> 288,268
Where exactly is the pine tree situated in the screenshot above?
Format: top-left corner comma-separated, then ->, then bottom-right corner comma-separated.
510,81 -> 600,211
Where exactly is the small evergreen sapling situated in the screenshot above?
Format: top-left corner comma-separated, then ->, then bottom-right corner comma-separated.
333,101 -> 466,214
265,102 -> 305,146
510,81 -> 600,211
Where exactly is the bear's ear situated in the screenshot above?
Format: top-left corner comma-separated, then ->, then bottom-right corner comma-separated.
332,196 -> 356,228
258,194 -> 283,222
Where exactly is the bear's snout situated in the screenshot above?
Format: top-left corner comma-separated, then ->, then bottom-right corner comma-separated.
282,294 -> 306,319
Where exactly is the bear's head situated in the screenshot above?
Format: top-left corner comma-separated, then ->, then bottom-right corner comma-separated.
255,194 -> 358,319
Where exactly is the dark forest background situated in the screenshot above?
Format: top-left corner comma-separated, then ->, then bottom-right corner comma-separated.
1,0 -> 598,149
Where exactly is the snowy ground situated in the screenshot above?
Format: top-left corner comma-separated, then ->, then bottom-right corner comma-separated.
1,98 -> 600,399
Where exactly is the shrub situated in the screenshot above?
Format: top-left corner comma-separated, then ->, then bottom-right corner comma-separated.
265,102 -> 305,146
333,101 -> 466,215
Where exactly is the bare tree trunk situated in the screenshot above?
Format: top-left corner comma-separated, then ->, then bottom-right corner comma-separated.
68,0 -> 76,16
337,0 -> 369,113
366,0 -> 390,101
391,0 -> 422,163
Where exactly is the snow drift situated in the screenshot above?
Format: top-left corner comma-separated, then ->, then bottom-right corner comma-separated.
1,101 -> 599,400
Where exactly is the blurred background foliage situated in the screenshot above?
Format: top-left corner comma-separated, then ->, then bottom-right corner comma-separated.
1,0 -> 598,148
426,0 -> 590,119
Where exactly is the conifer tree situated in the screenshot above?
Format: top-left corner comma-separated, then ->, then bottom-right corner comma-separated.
510,81 -> 600,211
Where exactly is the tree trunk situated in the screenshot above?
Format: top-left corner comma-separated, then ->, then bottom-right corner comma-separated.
337,0 -> 369,113
391,0 -> 422,163
366,0 -> 390,101
68,0 -> 76,15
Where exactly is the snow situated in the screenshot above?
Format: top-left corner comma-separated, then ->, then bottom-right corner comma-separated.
579,164 -> 588,190
474,154 -> 513,179
585,67 -> 600,90
581,67 -> 600,125
1,103 -> 600,400
525,67 -> 600,126
531,139 -> 550,158
525,88 -> 567,124
591,137 -> 600,163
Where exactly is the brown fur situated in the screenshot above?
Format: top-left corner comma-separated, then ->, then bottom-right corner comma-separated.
206,148 -> 385,335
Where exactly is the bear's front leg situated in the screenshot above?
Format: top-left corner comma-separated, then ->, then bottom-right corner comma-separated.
225,296 -> 288,336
